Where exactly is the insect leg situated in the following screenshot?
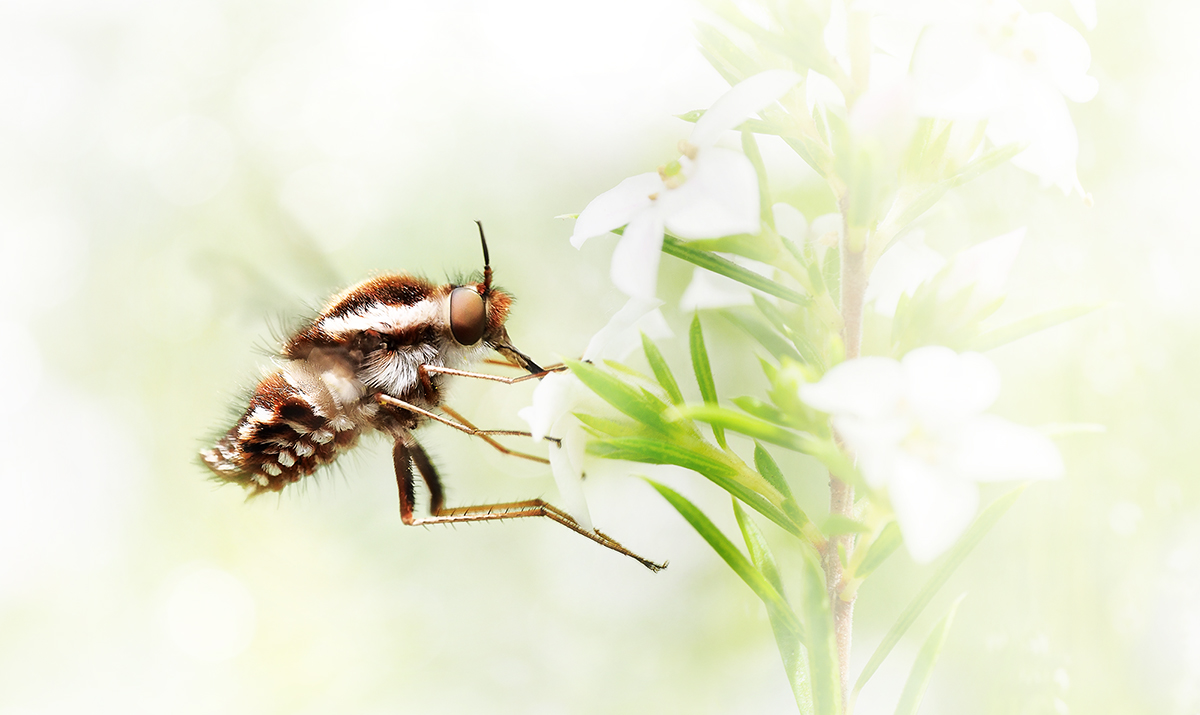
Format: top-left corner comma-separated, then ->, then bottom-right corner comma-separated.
377,394 -> 558,446
438,404 -> 548,464
399,439 -> 665,572
420,363 -> 569,386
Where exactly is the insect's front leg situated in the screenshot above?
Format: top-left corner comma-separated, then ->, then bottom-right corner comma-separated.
420,363 -> 569,386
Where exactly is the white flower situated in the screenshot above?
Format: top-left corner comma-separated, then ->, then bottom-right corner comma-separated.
908,0 -> 1098,195
867,228 -> 1026,317
865,231 -> 947,316
799,346 -> 1063,562
570,70 -> 801,300
518,298 -> 671,530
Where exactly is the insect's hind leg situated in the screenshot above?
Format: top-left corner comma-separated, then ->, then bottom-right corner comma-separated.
393,439 -> 666,572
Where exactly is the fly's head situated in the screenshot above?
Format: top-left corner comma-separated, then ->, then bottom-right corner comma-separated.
443,221 -> 543,375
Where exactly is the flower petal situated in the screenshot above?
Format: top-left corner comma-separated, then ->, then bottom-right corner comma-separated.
610,210 -> 665,299
901,347 -> 1000,426
800,356 -> 905,419
1026,12 -> 1098,102
772,202 -> 808,243
679,256 -> 773,311
518,371 -> 579,441
1068,0 -> 1097,30
661,148 -> 760,238
888,454 -> 980,563
582,296 -> 666,362
866,233 -> 946,317
569,172 -> 663,249
952,414 -> 1065,482
690,69 -> 801,147
985,81 -> 1081,194
939,227 -> 1024,310
549,420 -> 593,531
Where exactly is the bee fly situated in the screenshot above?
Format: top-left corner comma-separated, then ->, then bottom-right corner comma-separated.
201,222 -> 664,571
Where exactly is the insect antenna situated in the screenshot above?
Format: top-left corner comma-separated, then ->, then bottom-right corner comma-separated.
474,219 -> 492,296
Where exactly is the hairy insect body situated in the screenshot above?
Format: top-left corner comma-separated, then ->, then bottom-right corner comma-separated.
200,225 -> 664,571
202,273 -> 513,493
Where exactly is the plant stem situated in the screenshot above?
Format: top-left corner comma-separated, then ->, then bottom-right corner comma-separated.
825,215 -> 869,708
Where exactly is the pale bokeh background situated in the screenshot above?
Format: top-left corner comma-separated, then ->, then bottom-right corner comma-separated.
0,1 -> 1195,713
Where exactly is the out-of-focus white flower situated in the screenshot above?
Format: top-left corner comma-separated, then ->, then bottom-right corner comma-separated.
1069,0 -> 1097,30
867,228 -> 1026,317
799,346 -> 1063,562
909,0 -> 1098,195
866,231 -> 947,316
570,70 -> 801,300
518,298 -> 671,529
937,227 -> 1025,310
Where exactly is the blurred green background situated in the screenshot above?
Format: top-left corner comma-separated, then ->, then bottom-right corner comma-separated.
0,1 -> 1192,713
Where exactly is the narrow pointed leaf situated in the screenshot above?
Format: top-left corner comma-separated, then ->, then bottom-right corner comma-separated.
649,481 -> 802,636
573,413 -> 651,439
854,485 -> 1026,695
754,443 -> 821,543
855,522 -> 902,578
972,304 -> 1100,352
733,396 -> 808,430
677,404 -> 810,452
689,315 -> 727,449
721,308 -> 805,363
894,595 -> 967,715
662,234 -> 809,304
733,498 -> 815,713
587,437 -> 735,477
567,359 -> 672,432
591,437 -> 798,538
641,333 -> 685,406
743,130 -> 774,230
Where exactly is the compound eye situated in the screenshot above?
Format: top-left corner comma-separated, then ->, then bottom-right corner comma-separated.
448,287 -> 486,345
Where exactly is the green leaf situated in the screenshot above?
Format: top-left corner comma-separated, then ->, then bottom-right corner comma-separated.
693,20 -> 756,85
587,437 -> 736,477
567,359 -> 673,433
662,234 -> 809,305
855,522 -> 901,578
853,485 -> 1026,696
733,498 -> 815,713
677,404 -> 810,453
573,413 -> 647,439
972,304 -> 1100,352
649,481 -> 803,637
591,437 -> 798,539
822,515 -> 871,536
894,595 -> 967,715
641,333 -> 685,406
743,130 -> 774,230
721,307 -> 805,363
689,315 -> 727,449
797,545 -> 842,715
733,396 -> 808,430
752,442 -> 794,500
753,443 -> 821,544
